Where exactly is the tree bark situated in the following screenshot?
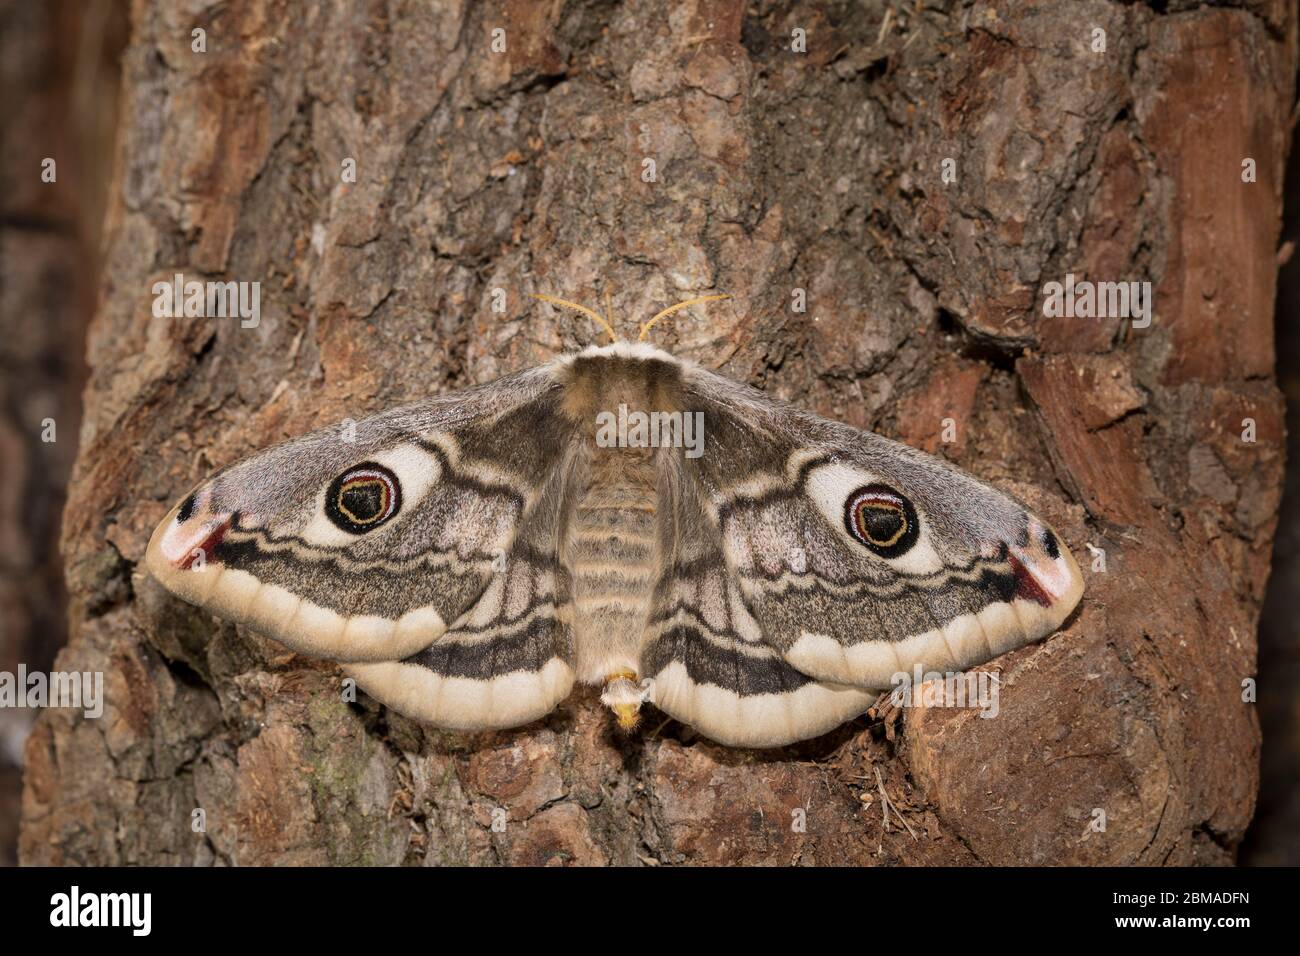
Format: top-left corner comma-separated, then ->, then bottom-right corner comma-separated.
0,0 -> 125,866
21,0 -> 1296,865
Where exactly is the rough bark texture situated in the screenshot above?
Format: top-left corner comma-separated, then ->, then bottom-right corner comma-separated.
0,0 -> 125,866
19,0 -> 1296,865
1244,123 -> 1300,866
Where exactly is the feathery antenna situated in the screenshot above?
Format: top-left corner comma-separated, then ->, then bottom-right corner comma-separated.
529,291 -> 731,343
638,294 -> 730,341
529,293 -> 618,344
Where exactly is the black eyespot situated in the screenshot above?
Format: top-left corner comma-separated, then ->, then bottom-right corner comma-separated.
176,491 -> 198,523
844,484 -> 920,559
325,463 -> 401,534
1041,527 -> 1060,559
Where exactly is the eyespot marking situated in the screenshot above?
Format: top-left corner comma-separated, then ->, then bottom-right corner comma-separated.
843,484 -> 920,559
325,463 -> 401,534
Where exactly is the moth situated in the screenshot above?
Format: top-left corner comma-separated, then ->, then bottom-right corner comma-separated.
145,295 -> 1083,748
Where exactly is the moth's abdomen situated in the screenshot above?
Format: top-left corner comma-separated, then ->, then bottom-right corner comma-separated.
565,448 -> 658,685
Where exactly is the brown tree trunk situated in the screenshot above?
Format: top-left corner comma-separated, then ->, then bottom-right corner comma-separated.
20,0 -> 1296,865
0,0 -> 125,866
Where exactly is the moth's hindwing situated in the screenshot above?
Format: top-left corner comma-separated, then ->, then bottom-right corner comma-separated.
642,461 -> 876,748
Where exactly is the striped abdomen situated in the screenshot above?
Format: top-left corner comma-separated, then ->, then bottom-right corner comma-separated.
566,447 -> 659,684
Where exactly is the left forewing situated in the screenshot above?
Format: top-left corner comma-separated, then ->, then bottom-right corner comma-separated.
145,365 -> 578,668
